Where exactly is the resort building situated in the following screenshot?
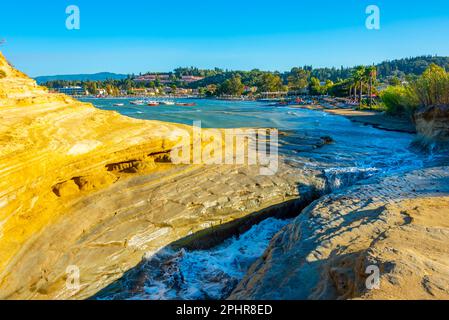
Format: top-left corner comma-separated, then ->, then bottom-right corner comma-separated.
129,87 -> 159,96
175,88 -> 193,95
134,74 -> 204,84
134,74 -> 172,84
180,75 -> 204,83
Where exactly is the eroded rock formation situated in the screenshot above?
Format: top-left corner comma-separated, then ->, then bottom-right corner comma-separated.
414,105 -> 449,150
230,167 -> 449,300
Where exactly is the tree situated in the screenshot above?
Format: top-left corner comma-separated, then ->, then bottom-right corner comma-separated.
287,67 -> 310,91
380,64 -> 449,115
85,81 -> 98,95
105,84 -> 119,96
380,86 -> 409,115
122,78 -> 134,91
365,66 -> 377,109
408,63 -> 449,107
323,79 -> 334,95
308,77 -> 322,95
257,73 -> 285,92
352,66 -> 366,104
388,76 -> 402,86
218,75 -> 245,96
328,79 -> 352,97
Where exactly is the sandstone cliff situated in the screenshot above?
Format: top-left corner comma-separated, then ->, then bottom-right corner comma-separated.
414,105 -> 449,151
0,52 -> 321,299
231,167 -> 449,300
0,52 -> 192,298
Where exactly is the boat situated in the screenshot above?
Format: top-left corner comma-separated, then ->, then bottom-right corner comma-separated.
267,101 -> 288,107
159,100 -> 176,105
176,102 -> 197,107
130,100 -> 145,106
113,103 -> 125,107
147,101 -> 160,106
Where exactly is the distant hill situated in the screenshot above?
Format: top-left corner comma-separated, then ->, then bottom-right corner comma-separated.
34,72 -> 129,84
376,56 -> 449,79
34,55 -> 449,88
310,56 -> 449,82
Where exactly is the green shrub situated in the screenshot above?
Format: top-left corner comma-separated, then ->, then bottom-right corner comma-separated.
0,70 -> 6,79
381,64 -> 449,115
408,63 -> 449,107
359,100 -> 386,112
380,86 -> 411,115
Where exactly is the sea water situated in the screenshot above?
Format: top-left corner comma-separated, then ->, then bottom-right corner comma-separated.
95,217 -> 291,300
83,98 -> 427,187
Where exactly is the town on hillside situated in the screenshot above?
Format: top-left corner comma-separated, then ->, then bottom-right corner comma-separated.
40,56 -> 449,114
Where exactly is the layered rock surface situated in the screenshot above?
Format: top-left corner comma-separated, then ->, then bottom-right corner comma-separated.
0,52 -> 322,299
231,167 -> 449,300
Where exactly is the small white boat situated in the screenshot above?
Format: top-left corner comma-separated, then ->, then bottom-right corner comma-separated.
113,103 -> 125,107
130,100 -> 145,105
159,100 -> 176,105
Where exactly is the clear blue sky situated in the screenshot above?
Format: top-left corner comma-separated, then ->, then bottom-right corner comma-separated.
1,0 -> 449,76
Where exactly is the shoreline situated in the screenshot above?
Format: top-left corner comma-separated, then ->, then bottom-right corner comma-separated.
81,95 -> 418,135
290,104 -> 417,134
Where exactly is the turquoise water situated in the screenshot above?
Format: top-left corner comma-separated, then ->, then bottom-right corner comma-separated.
82,97 -> 426,179
80,97 -> 290,128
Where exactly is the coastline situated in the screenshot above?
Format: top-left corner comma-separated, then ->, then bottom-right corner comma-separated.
2,51 -> 449,300
78,96 -> 418,135
291,104 -> 417,134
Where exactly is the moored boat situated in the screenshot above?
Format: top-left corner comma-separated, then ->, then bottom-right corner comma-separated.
176,102 -> 197,107
147,101 -> 160,106
159,100 -> 176,105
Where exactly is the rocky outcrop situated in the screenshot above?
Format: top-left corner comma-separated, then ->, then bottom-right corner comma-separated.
0,52 -> 323,299
230,167 -> 449,300
414,105 -> 449,150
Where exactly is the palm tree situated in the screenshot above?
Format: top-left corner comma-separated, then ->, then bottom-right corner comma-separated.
357,66 -> 366,105
351,66 -> 366,106
365,66 -> 377,109
348,82 -> 354,100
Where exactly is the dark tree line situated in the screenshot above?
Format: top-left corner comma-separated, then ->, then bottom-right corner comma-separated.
41,56 -> 449,97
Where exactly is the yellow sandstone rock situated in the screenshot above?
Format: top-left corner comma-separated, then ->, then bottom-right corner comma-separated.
0,52 -> 320,299
0,51 -> 193,274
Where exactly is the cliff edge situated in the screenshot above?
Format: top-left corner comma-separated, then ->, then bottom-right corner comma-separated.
414,105 -> 449,151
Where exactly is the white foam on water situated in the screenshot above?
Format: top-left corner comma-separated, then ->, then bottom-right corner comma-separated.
324,166 -> 380,191
120,217 -> 292,300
